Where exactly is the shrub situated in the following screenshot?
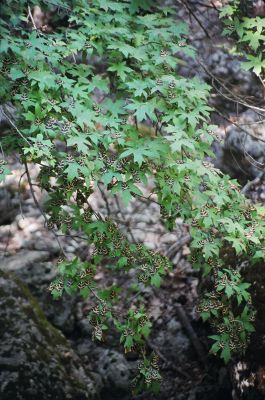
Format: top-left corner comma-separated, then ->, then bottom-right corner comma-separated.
1,0 -> 264,392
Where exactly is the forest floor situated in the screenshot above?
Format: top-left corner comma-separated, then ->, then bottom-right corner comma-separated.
0,159 -> 232,400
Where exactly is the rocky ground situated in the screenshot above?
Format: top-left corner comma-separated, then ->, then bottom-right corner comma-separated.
1,1 -> 265,400
0,159 -> 225,400
1,152 -> 237,400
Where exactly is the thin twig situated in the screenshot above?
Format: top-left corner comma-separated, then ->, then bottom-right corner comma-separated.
0,142 -> 6,159
178,0 -> 210,38
134,192 -> 160,206
56,233 -> 88,240
2,107 -> 32,146
165,234 -> 191,260
258,75 -> 265,94
89,286 -> 105,304
199,59 -> 265,114
72,53 -> 77,64
214,107 -> 265,144
24,161 -> 66,256
98,183 -> 111,217
241,132 -> 265,169
146,339 -> 192,379
175,303 -> 208,368
27,5 -> 38,31
210,0 -> 219,12
24,162 -> 49,225
114,194 -> 137,244
18,170 -> 27,220
212,79 -> 265,118
241,170 -> 265,195
190,0 -> 218,10
125,289 -> 143,306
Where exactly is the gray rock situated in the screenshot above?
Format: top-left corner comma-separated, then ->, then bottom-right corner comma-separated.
0,102 -> 16,130
0,250 -> 51,272
213,110 -> 265,180
167,318 -> 182,333
98,349 -> 130,391
29,238 -> 60,254
0,269 -> 99,400
152,322 -> 190,364
0,187 -> 20,225
0,253 -> 78,334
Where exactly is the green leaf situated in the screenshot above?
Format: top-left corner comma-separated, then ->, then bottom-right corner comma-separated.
125,99 -> 157,122
64,162 -> 80,180
201,311 -> 210,321
141,324 -> 151,338
0,166 -> 11,182
150,273 -> 161,288
67,134 -> 90,152
242,54 -> 264,75
108,62 -> 133,81
225,285 -> 234,299
9,67 -> 25,80
221,344 -> 231,364
121,190 -> 132,206
124,335 -> 134,349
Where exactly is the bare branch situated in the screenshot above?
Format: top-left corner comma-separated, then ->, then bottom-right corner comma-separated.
24,161 -> 66,256
241,171 -> 265,195
27,5 -> 38,31
2,107 -> 32,146
177,0 -> 211,38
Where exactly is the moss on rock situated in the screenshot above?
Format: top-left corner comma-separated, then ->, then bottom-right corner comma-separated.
0,269 -> 99,400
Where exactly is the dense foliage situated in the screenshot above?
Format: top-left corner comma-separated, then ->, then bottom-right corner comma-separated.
220,0 -> 265,76
1,0 -> 265,392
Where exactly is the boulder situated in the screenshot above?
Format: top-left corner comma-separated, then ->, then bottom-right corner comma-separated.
75,344 -> 131,400
0,187 -> 20,225
98,349 -> 130,391
213,110 -> 265,181
0,103 -> 16,131
0,269 -> 100,400
0,254 -> 77,334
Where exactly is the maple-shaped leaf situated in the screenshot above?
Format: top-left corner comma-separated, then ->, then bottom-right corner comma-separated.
98,0 -> 126,12
64,162 -> 80,181
73,108 -> 95,129
102,99 -> 125,118
242,53 -> 264,75
129,0 -> 153,13
108,62 -> 133,81
107,42 -> 135,58
86,76 -> 109,93
126,79 -> 151,98
9,67 -> 25,80
241,29 -> 265,51
28,70 -> 56,90
119,148 -> 147,165
67,133 -> 90,152
151,273 -> 161,288
125,99 -> 157,122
